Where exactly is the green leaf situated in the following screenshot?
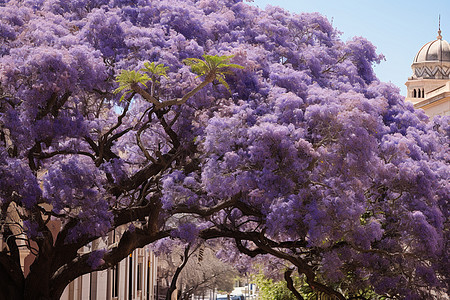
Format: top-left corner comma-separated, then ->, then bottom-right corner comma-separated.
114,69 -> 150,101
183,54 -> 244,93
140,62 -> 169,80
225,63 -> 245,69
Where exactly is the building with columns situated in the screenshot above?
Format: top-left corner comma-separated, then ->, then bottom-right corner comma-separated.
59,228 -> 159,300
0,215 -> 159,300
405,27 -> 450,117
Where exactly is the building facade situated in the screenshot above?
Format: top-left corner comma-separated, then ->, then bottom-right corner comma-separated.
59,229 -> 159,300
0,215 -> 158,300
405,28 -> 450,116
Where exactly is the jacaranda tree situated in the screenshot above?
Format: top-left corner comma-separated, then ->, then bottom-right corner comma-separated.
0,0 -> 448,299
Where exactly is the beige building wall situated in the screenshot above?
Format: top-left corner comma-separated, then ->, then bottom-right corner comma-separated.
60,236 -> 158,300
406,81 -> 450,117
0,217 -> 159,300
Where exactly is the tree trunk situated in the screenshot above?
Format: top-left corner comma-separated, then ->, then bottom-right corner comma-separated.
0,230 -> 25,300
166,245 -> 191,300
0,264 -> 24,300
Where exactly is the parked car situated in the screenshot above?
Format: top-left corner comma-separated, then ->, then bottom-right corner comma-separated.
216,294 -> 245,300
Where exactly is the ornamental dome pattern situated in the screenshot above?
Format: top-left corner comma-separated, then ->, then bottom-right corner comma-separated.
411,30 -> 450,79
414,39 -> 450,63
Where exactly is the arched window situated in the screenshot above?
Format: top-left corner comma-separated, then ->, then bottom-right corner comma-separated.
413,89 -> 417,98
422,88 -> 425,98
418,89 -> 421,98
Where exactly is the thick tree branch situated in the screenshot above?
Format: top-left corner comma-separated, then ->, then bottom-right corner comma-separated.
170,193 -> 241,217
34,150 -> 96,160
50,229 -> 170,298
136,120 -> 155,162
109,151 -> 176,196
0,252 -> 24,299
36,92 -> 71,120
234,239 -> 265,257
284,268 -> 304,300
51,193 -> 163,278
2,227 -> 21,272
130,84 -> 161,107
155,110 -> 180,148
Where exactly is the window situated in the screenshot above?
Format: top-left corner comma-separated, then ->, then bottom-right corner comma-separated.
129,255 -> 133,300
112,265 -> 119,298
147,261 -> 151,299
137,262 -> 142,291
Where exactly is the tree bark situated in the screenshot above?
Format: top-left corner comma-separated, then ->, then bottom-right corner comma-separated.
284,269 -> 304,300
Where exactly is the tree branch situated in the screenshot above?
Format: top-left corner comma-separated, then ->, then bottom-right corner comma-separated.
284,268 -> 304,300
166,244 -> 191,300
109,151 -> 176,197
130,83 -> 161,106
132,72 -> 215,110
170,193 -> 240,217
34,150 -> 96,160
50,229 -> 170,298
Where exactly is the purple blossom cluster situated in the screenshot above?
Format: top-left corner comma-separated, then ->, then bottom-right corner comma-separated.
86,249 -> 106,269
171,222 -> 200,244
42,157 -> 112,242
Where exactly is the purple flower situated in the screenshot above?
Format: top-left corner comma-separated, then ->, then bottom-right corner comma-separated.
171,223 -> 199,244
86,250 -> 106,270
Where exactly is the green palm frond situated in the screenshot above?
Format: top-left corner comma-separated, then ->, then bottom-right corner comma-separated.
140,62 -> 169,82
183,57 -> 208,77
183,54 -> 244,93
114,70 -> 150,101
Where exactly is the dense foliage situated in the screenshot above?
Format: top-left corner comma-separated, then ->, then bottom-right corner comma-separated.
0,0 -> 448,299
255,272 -> 301,300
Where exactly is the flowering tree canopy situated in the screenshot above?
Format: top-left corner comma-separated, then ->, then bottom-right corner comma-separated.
0,0 -> 448,299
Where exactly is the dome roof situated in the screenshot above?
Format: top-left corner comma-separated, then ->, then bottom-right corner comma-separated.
413,30 -> 450,63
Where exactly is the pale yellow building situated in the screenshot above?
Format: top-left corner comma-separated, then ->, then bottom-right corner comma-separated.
405,28 -> 450,117
0,213 -> 158,300
60,231 -> 158,300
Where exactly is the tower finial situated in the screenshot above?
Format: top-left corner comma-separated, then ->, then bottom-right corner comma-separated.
437,15 -> 442,39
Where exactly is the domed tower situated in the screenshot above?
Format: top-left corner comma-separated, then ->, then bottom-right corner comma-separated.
405,27 -> 450,116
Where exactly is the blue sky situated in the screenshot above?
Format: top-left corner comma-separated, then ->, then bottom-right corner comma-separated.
250,0 -> 450,96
